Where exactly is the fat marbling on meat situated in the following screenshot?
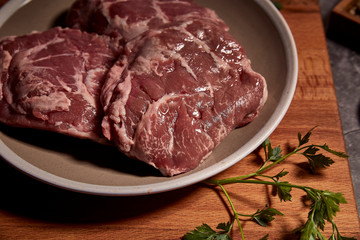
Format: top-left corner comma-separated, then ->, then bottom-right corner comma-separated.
0,27 -> 121,142
0,0 -> 268,177
67,0 -> 268,176
66,0 -> 227,41
100,18 -> 268,176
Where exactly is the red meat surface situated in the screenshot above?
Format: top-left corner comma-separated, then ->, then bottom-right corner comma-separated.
100,19 -> 267,176
0,27 -> 121,142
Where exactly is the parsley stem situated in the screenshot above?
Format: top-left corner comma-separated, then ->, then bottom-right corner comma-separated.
236,213 -> 254,217
211,178 -> 314,193
205,173 -> 257,185
256,149 -> 299,173
207,146 -> 303,185
219,184 -> 245,240
209,143 -> 326,185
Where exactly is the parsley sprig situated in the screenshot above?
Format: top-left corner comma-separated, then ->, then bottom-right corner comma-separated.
182,127 -> 356,240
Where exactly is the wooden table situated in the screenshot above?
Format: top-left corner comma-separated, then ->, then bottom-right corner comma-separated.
0,0 -> 359,239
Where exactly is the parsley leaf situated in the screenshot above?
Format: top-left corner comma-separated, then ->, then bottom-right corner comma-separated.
303,147 -> 335,172
319,144 -> 348,158
297,189 -> 348,238
298,218 -> 324,240
182,223 -> 232,240
262,138 -> 282,162
306,190 -> 347,226
298,126 -> 316,147
272,169 -> 289,181
216,222 -> 232,233
276,181 -> 293,202
251,207 -> 283,227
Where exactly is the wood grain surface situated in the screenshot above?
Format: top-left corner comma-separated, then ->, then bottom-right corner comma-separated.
0,0 -> 359,239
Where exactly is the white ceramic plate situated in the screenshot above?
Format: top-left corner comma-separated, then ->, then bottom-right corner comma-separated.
0,0 -> 297,196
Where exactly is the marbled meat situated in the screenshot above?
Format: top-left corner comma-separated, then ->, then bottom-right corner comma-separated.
0,0 -> 268,177
66,0 -> 227,41
68,0 -> 268,176
0,27 -> 121,143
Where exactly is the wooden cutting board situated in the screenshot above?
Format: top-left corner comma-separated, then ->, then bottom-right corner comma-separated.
0,0 -> 359,239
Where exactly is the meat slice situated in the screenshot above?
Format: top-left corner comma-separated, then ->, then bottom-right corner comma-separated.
66,0 -> 227,41
0,27 -> 121,142
101,19 -> 268,176
0,0 -> 268,177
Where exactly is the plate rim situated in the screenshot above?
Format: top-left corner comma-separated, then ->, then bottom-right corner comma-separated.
0,0 -> 298,196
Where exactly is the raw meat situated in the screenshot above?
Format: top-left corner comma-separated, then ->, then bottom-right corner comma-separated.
0,0 -> 268,177
101,18 -> 268,176
0,27 -> 121,143
66,0 -> 227,41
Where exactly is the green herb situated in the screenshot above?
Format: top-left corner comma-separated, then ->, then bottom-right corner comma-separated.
259,234 -> 269,240
182,127 -> 356,240
271,1 -> 282,10
182,223 -> 232,240
247,206 -> 283,227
